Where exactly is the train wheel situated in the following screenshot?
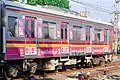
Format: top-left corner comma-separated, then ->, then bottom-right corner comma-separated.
4,65 -> 19,80
29,62 -> 37,75
99,61 -> 105,66
55,66 -> 59,72
87,62 -> 93,68
107,59 -> 111,63
4,70 -> 11,80
99,57 -> 105,66
8,66 -> 18,77
22,61 -> 37,78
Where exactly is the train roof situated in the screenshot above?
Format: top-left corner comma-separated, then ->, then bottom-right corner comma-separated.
5,1 -> 113,26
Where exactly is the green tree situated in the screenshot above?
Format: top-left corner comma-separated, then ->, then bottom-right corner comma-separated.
27,0 -> 70,9
36,0 -> 45,5
58,0 -> 70,9
27,0 -> 37,5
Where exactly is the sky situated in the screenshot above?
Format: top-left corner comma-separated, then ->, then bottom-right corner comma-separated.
70,0 -> 116,22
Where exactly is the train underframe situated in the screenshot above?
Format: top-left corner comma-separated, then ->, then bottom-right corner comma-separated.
0,53 -> 113,79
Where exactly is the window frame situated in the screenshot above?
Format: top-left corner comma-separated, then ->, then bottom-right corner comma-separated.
105,29 -> 110,44
42,21 -> 57,40
94,28 -> 102,42
61,22 -> 68,40
7,16 -> 18,39
72,25 -> 86,41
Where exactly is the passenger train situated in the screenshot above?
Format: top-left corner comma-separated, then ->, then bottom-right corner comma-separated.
0,0 -> 114,79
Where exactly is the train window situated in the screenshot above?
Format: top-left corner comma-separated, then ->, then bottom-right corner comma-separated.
49,23 -> 57,39
73,27 -> 77,40
109,30 -> 112,43
65,28 -> 67,39
7,16 -> 17,38
61,28 -> 63,39
86,27 -> 90,41
94,29 -> 101,41
61,23 -> 68,40
25,17 -> 35,38
42,21 -> 57,39
18,19 -> 25,37
107,30 -> 110,44
37,18 -> 43,39
61,24 -> 64,39
31,18 -> 35,38
73,26 -> 82,41
100,30 -> 104,42
80,27 -> 86,41
42,22 -> 48,39
104,29 -> 110,43
77,28 -> 80,40
104,30 -> 107,42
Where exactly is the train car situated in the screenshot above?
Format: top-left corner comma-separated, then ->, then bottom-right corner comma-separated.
0,0 -> 114,79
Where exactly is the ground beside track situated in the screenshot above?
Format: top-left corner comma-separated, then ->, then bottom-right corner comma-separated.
13,56 -> 120,80
45,56 -> 120,80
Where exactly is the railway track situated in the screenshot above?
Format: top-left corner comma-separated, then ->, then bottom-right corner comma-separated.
12,60 -> 120,80
45,62 -> 120,78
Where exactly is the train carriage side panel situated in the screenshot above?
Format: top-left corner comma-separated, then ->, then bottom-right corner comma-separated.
5,6 -> 68,60
5,2 -> 114,60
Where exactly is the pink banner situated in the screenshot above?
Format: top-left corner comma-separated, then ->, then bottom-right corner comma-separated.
92,48 -> 104,54
91,28 -> 95,41
6,47 -> 61,59
80,28 -> 86,41
70,26 -> 73,40
6,46 -> 111,60
70,48 -> 85,53
28,17 -> 32,38
100,31 -> 104,41
37,48 -> 61,57
57,22 -> 61,38
19,48 -> 25,57
38,18 -> 42,38
19,19 -> 25,37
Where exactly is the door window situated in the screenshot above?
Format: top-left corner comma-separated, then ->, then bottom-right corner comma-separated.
86,27 -> 90,41
7,16 -> 18,38
61,23 -> 68,40
25,17 -> 35,38
94,29 -> 101,41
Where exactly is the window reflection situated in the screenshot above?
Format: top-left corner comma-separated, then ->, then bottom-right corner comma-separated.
7,16 -> 17,38
73,26 -> 83,41
95,29 -> 101,41
25,17 -> 35,38
42,21 -> 57,39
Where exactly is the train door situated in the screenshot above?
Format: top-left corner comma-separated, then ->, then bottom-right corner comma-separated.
60,22 -> 69,56
24,17 -> 38,56
86,26 -> 92,53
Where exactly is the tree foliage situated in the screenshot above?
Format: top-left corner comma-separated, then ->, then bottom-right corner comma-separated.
27,0 -> 37,5
27,0 -> 70,9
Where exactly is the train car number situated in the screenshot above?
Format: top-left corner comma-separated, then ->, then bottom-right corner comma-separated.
25,47 -> 37,55
61,47 -> 69,53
